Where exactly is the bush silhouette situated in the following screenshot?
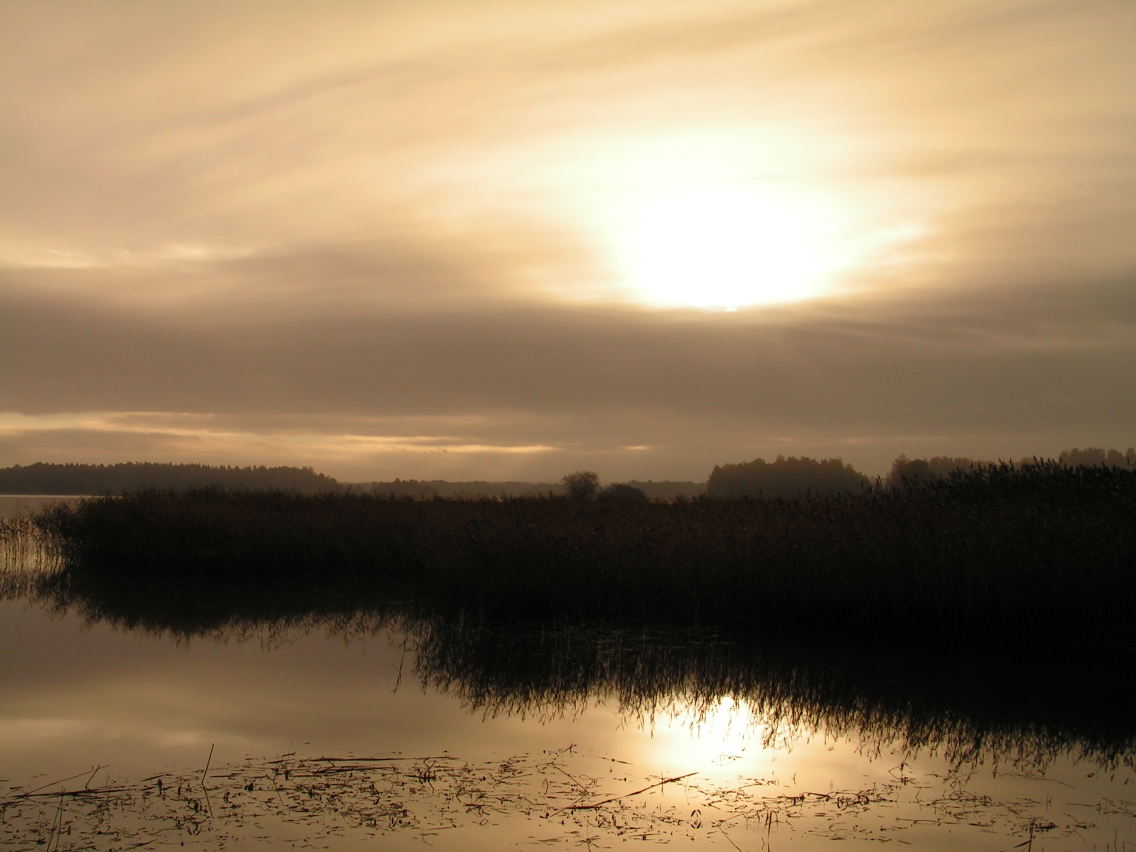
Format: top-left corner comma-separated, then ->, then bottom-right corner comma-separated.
597,483 -> 647,502
561,471 -> 600,500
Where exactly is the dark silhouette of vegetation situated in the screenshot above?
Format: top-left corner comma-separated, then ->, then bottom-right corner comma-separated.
351,479 -> 690,500
707,455 -> 869,498
885,455 -> 983,489
596,483 -> 647,501
623,480 -> 705,500
352,479 -> 560,498
0,462 -> 339,495
15,460 -> 1135,649
358,478 -> 440,499
560,470 -> 600,500
1059,446 -> 1136,468
888,447 -> 1135,490
0,464 -> 709,501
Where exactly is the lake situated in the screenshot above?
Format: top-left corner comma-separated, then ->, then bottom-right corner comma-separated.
1,500 -> 1134,850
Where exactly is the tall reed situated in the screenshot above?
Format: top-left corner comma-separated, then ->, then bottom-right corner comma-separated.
0,514 -> 61,574
27,461 -> 1136,648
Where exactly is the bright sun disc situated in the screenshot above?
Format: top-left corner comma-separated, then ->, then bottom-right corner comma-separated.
622,189 -> 835,308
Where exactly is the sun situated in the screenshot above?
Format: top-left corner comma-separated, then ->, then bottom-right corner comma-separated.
619,188 -> 837,309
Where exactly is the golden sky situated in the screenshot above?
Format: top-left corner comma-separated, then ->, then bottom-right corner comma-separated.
2,0 -> 1134,480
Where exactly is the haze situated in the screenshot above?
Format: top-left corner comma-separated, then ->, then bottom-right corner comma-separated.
2,0 -> 1133,481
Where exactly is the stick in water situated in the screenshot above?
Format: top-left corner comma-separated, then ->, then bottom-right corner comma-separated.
201,743 -> 215,819
568,772 -> 698,810
201,743 -> 214,789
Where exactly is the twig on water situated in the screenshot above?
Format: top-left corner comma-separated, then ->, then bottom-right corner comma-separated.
546,762 -> 592,798
48,789 -> 64,852
201,743 -> 214,788
567,772 -> 698,810
84,765 -> 102,790
201,744 -> 215,819
15,768 -> 101,799
6,785 -> 131,801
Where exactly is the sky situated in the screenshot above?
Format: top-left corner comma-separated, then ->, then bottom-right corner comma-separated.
2,0 -> 1134,482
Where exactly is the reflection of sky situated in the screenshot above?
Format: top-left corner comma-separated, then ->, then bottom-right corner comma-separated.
3,601 -> 1133,850
0,497 -> 83,518
2,2 -> 1135,480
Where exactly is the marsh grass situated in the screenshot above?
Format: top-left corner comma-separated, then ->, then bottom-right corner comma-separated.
23,460 -> 1136,647
0,514 -> 62,600
0,514 -> 59,572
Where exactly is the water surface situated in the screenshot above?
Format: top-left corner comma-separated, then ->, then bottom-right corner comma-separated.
2,592 -> 1134,851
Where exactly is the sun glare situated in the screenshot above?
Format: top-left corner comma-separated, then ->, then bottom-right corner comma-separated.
532,130 -> 928,308
620,188 -> 840,309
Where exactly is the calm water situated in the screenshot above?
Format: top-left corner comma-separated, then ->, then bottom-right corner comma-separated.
0,495 -> 85,516
1,504 -> 1134,850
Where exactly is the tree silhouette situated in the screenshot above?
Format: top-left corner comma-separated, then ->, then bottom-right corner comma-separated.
561,470 -> 600,500
707,456 -> 868,499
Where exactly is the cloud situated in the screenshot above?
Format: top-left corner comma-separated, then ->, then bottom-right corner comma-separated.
2,1 -> 1135,477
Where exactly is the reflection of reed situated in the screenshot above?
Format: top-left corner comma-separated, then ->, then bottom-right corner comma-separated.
9,550 -> 1136,771
406,615 -> 1136,771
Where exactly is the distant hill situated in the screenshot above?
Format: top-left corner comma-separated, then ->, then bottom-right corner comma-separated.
0,462 -> 340,495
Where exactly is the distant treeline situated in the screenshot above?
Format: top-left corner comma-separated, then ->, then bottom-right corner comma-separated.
708,456 -> 869,498
708,446 -> 1136,499
886,446 -> 1136,489
624,480 -> 706,500
350,479 -> 706,500
350,479 -> 556,499
0,462 -> 340,495
1058,446 -> 1136,467
885,456 -> 986,490
2,445 -> 1132,498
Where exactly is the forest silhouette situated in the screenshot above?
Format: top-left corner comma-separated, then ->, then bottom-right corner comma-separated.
3,447 -> 1131,498
707,455 -> 868,498
0,462 -> 339,495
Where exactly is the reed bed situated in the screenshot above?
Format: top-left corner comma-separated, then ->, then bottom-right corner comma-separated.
27,460 -> 1136,647
0,515 -> 58,572
0,515 -> 63,602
